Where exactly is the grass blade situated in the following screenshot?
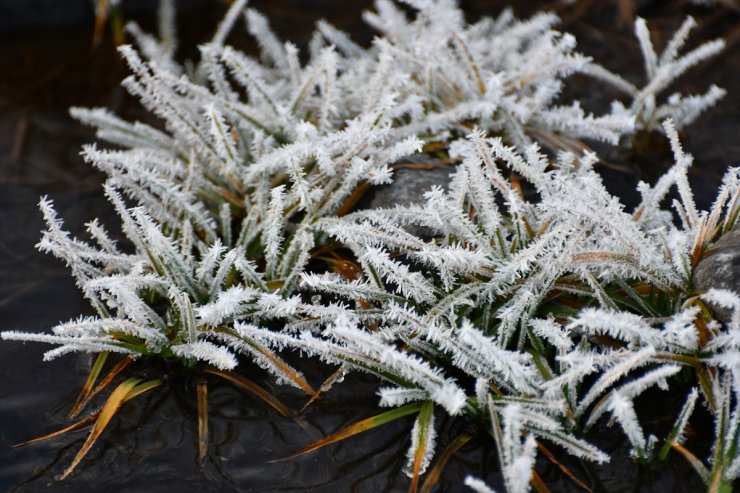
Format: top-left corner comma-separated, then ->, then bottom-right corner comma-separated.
487,395 -> 505,468
300,367 -> 345,413
659,388 -> 698,461
335,182 -> 371,217
68,352 -> 109,419
537,442 -> 592,492
290,402 -> 423,459
409,401 -> 435,493
420,432 -> 472,493
13,414 -> 98,448
204,366 -> 293,417
125,379 -> 163,401
197,377 -> 208,461
15,378 -> 162,449
60,377 -> 141,480
242,337 -> 317,397
531,470 -> 552,493
672,441 -> 709,483
69,356 -> 132,419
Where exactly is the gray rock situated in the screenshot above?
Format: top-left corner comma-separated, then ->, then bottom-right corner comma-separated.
368,155 -> 455,209
363,154 -> 455,238
693,224 -> 740,323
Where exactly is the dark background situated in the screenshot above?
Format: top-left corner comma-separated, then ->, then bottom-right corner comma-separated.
0,1 -> 738,491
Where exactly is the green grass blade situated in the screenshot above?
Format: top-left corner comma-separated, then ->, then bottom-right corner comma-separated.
409,401 -> 435,493
290,402 -> 423,459
659,388 -> 698,461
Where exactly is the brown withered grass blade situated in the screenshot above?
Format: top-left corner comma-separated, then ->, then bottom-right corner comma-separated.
409,401 -> 434,493
243,339 -> 317,398
420,432 -> 472,493
537,442 -> 592,492
15,377 -> 161,450
671,441 -> 710,484
60,377 -> 160,480
69,356 -> 132,419
287,402 -> 423,460
300,367 -> 346,413
336,182 -> 371,217
13,414 -> 99,448
92,0 -> 109,47
204,367 -> 293,417
197,377 -> 208,461
531,470 -> 552,493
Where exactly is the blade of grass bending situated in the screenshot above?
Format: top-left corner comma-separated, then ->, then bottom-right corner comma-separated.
241,337 -> 317,398
123,379 -> 163,401
60,377 -> 142,480
288,402 -> 423,459
15,378 -> 162,449
409,401 -> 435,493
203,367 -> 293,417
420,432 -> 472,493
69,356 -> 132,419
659,389 -> 698,461
335,182 -> 371,217
671,441 -> 709,483
537,442 -> 592,492
13,414 -> 98,448
197,377 -> 208,461
68,352 -> 109,419
531,470 -> 552,493
300,367 -> 345,413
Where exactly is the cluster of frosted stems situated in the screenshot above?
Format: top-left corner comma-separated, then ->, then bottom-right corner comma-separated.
3,1 -> 738,491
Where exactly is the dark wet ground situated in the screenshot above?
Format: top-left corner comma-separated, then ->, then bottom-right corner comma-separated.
0,1 -> 738,492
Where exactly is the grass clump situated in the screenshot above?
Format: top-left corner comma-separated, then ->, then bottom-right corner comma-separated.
2,1 -> 738,491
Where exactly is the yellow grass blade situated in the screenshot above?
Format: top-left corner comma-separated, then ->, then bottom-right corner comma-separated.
69,356 -> 132,419
203,367 -> 293,417
289,402 -> 423,459
68,352 -> 109,419
60,377 -> 141,480
197,377 -> 208,461
420,433 -> 472,493
672,441 -> 710,484
409,401 -> 434,493
124,379 -> 163,401
59,377 -> 161,480
15,378 -> 162,450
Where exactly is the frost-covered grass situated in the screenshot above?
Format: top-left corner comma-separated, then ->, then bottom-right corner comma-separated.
2,1 -> 739,491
